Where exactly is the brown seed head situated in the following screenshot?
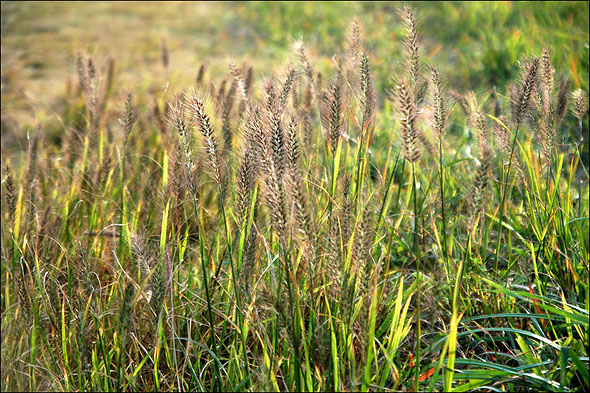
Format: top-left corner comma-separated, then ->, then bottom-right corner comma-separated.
572,89 -> 589,121
397,81 -> 421,163
511,58 -> 540,127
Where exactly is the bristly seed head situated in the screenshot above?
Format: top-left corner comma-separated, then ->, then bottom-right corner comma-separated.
511,57 -> 540,127
556,78 -> 570,124
360,53 -> 375,130
278,67 -> 296,114
349,19 -> 362,65
187,94 -> 223,186
572,89 -> 588,122
322,74 -> 344,155
401,5 -> 420,95
397,81 -> 421,163
430,67 -> 446,142
121,92 -> 135,146
228,59 -> 248,102
296,41 -> 314,87
2,164 -> 16,223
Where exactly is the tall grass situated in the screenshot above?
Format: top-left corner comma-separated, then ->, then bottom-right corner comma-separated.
1,5 -> 589,392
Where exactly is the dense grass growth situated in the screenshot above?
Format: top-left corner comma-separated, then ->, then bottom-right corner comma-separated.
1,3 -> 589,392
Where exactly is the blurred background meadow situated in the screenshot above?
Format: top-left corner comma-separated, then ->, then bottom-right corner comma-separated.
2,1 -> 588,154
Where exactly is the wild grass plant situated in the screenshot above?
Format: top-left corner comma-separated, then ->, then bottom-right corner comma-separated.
1,4 -> 589,392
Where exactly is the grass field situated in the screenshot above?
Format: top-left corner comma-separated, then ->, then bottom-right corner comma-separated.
1,2 -> 589,392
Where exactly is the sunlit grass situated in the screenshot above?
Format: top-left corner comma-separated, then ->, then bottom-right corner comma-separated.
1,2 -> 589,392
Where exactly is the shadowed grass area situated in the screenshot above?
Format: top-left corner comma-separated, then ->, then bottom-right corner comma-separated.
1,2 -> 589,392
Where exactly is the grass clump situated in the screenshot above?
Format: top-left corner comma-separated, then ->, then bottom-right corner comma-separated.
1,4 -> 589,392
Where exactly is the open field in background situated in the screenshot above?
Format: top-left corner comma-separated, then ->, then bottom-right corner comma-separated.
1,2 -> 588,153
1,2 -> 589,392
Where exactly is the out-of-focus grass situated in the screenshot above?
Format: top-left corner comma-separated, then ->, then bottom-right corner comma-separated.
236,2 -> 589,91
2,2 -> 588,153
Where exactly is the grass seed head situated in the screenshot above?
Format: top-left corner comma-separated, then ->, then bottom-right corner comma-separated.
572,89 -> 589,121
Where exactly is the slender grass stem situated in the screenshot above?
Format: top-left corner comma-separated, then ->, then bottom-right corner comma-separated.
411,161 -> 421,392
439,138 -> 449,276
494,124 -> 521,274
